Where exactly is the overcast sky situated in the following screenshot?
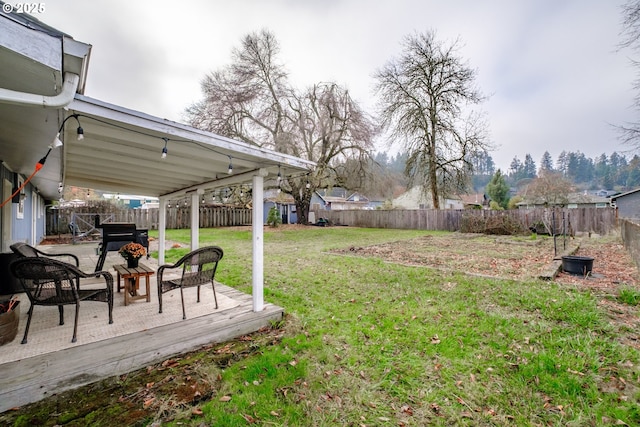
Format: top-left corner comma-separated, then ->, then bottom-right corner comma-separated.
38,0 -> 637,171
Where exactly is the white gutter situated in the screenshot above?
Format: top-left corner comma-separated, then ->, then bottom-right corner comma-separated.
0,72 -> 79,108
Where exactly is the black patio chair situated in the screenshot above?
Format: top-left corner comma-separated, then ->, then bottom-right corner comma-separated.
9,257 -> 114,344
10,242 -> 80,266
157,246 -> 223,319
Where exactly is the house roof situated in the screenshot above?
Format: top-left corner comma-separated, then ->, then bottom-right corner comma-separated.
518,192 -> 610,206
610,187 -> 640,201
0,10 -> 314,201
459,193 -> 487,206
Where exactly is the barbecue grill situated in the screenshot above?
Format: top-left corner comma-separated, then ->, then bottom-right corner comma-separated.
95,223 -> 148,272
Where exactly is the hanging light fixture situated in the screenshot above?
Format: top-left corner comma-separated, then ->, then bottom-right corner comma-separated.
52,114 -> 84,148
76,123 -> 84,140
277,165 -> 282,182
50,135 -> 63,148
161,138 -> 168,159
227,156 -> 233,174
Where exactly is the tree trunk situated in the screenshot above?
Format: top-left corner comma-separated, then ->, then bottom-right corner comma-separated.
292,185 -> 312,224
429,137 -> 440,209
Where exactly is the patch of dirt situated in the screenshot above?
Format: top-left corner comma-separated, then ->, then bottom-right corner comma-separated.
332,232 -> 640,339
333,233 -> 565,281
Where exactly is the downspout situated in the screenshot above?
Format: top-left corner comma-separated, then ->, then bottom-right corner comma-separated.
0,72 -> 79,108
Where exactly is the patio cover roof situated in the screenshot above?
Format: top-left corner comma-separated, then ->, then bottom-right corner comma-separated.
61,95 -> 314,199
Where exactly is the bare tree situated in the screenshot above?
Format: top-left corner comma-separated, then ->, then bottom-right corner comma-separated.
283,82 -> 377,223
619,0 -> 640,151
186,29 -> 292,150
186,31 -> 377,223
374,30 -> 491,208
523,170 -> 573,206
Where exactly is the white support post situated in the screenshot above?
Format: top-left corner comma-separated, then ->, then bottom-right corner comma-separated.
252,173 -> 265,312
158,196 -> 167,265
190,191 -> 200,251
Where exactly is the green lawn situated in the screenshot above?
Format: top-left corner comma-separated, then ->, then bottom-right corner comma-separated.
153,227 -> 640,426
3,226 -> 639,426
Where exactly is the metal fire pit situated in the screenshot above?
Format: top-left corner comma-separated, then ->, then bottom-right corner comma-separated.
561,255 -> 594,276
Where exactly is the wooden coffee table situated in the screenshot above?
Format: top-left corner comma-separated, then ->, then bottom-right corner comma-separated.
113,263 -> 155,306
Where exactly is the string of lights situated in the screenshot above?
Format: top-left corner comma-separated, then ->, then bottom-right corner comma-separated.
5,112 -> 314,208
61,113 -> 278,175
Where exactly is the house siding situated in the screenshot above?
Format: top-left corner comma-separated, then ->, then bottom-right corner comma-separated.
615,191 -> 640,219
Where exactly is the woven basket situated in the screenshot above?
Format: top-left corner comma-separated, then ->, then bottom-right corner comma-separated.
0,300 -> 20,346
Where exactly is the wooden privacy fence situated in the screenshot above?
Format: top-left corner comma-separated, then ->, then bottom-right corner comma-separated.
620,219 -> 640,269
47,206 -> 252,235
313,207 -> 618,236
49,205 -> 617,236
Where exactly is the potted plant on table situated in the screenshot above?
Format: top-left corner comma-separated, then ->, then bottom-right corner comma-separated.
0,296 -> 20,345
118,242 -> 146,268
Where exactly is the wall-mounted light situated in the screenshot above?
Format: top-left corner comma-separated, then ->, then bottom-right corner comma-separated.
57,182 -> 64,193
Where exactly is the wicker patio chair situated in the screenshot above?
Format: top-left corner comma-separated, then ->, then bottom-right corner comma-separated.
9,257 -> 114,344
157,246 -> 223,319
10,242 -> 80,266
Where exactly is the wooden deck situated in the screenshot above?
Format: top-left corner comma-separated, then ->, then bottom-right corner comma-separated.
0,244 -> 284,412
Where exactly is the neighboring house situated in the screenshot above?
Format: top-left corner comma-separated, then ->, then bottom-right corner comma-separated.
263,189 -> 297,224
392,185 -> 463,210
517,192 -> 611,209
103,193 -> 159,209
610,188 -> 640,219
311,188 -> 371,211
459,193 -> 489,209
366,198 -> 386,210
595,189 -> 619,198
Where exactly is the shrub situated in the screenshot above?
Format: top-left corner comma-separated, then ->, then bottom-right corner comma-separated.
266,206 -> 282,228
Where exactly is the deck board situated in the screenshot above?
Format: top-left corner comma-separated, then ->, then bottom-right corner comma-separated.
0,279 -> 283,412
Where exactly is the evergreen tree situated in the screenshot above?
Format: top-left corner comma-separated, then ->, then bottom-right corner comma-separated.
468,150 -> 496,191
627,155 -> 640,187
539,151 -> 554,173
594,153 -> 609,188
509,156 -> 524,181
523,154 -> 537,178
556,151 -> 568,175
486,169 -> 510,209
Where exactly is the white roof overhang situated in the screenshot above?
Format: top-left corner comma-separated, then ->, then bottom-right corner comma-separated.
60,95 -> 314,199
